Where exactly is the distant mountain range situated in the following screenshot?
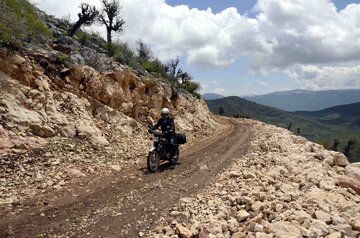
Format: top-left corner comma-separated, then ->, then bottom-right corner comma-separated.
245,89 -> 360,111
293,102 -> 360,128
205,96 -> 360,162
206,96 -> 331,141
202,93 -> 224,100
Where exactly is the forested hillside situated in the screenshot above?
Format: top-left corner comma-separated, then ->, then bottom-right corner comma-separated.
206,96 -> 360,162
294,102 -> 360,128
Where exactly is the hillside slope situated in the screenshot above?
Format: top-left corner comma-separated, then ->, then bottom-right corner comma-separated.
294,102 -> 360,128
202,93 -> 224,100
206,96 -> 360,163
206,96 -> 333,140
0,47 -> 225,209
245,89 -> 360,111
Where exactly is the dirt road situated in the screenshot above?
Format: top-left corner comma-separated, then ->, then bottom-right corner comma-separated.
0,119 -> 253,238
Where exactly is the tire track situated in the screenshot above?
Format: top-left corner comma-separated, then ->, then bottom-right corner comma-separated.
0,119 -> 253,238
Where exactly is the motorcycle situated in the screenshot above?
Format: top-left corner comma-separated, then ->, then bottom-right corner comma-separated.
147,127 -> 186,173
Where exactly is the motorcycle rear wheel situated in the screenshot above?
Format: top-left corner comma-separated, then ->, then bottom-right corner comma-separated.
147,151 -> 160,173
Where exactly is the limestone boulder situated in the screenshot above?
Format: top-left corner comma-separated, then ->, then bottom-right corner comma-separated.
1,95 -> 43,126
67,168 -> 86,177
175,224 -> 192,238
30,123 -> 55,137
319,180 -> 335,191
324,232 -> 341,238
337,175 -> 360,196
270,221 -> 302,238
59,124 -> 77,138
0,52 -> 36,86
323,157 -> 334,166
351,162 -> 360,169
279,183 -> 299,197
345,164 -> 360,181
0,131 -> 14,151
255,233 -> 273,238
293,210 -> 311,224
330,151 -> 350,167
333,224 -> 352,237
314,210 -> 331,224
75,121 -> 109,146
308,219 -> 330,237
0,128 -> 46,153
350,214 -> 360,231
232,231 -> 246,238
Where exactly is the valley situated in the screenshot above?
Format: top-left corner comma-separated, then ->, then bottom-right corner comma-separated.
206,96 -> 360,163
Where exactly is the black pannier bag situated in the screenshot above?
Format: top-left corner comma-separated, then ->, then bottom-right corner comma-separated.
176,133 -> 187,144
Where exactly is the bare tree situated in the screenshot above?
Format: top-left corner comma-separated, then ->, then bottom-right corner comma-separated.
99,0 -> 125,51
219,106 -> 225,115
165,57 -> 192,83
287,122 -> 293,131
177,71 -> 192,84
344,139 -> 357,158
69,3 -> 99,37
137,40 -> 152,63
332,139 -> 340,151
165,57 -> 180,79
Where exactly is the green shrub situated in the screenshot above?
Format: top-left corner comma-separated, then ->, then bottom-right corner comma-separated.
107,42 -> 122,57
109,42 -> 139,68
55,53 -> 68,64
142,59 -> 167,77
75,30 -> 107,52
0,0 -> 52,47
90,32 -> 107,48
181,81 -> 201,99
75,31 -> 92,46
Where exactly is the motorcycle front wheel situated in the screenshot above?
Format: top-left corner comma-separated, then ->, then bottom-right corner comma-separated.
147,151 -> 160,173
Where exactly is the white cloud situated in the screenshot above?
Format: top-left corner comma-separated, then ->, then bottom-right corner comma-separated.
31,0 -> 254,67
251,0 -> 360,70
120,2 -> 250,66
286,63 -> 360,90
199,82 -> 210,92
31,0 -> 101,20
31,0 -> 360,69
256,80 -> 269,87
213,87 -> 226,94
199,81 -> 226,94
30,0 -> 360,90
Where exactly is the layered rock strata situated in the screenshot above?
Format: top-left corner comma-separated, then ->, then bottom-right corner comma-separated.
0,48 -> 224,206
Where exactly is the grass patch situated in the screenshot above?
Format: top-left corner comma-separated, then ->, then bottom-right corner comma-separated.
0,0 -> 53,48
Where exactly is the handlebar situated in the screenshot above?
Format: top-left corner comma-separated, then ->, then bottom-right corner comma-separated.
148,130 -> 162,137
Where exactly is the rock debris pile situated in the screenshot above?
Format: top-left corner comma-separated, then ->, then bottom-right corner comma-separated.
0,48 -> 223,209
150,120 -> 360,238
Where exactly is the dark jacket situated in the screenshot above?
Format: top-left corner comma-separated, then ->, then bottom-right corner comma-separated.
152,117 -> 175,134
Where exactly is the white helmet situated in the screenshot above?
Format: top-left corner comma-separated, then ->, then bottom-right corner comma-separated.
161,108 -> 170,118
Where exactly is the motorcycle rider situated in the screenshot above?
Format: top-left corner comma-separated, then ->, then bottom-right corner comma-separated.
149,108 -> 177,158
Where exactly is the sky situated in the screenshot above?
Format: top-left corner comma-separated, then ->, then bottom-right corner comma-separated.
30,0 -> 360,96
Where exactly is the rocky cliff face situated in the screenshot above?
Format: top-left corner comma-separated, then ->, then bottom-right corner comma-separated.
0,47 -> 224,205
150,121 -> 360,238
